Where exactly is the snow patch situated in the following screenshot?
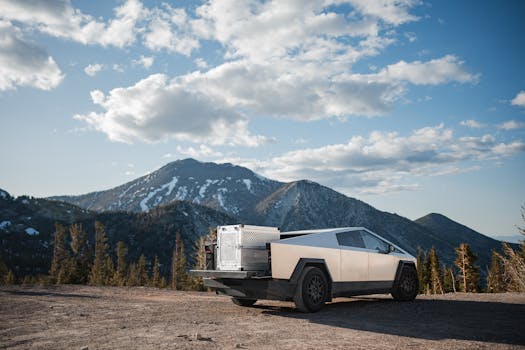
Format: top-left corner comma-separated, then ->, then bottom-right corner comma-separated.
25,227 -> 39,235
0,220 -> 11,230
199,179 -> 219,197
22,199 -> 30,205
139,176 -> 178,211
182,211 -> 188,216
164,176 -> 179,196
175,186 -> 188,200
242,179 -> 253,192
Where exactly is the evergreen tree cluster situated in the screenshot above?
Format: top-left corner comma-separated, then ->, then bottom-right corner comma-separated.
43,221 -> 212,290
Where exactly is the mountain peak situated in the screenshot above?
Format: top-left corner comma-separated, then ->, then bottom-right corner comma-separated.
49,159 -> 282,215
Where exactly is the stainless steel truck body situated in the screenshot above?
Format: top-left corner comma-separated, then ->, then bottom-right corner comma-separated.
190,225 -> 418,312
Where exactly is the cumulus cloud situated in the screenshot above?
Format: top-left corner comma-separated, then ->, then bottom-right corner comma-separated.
133,55 -> 154,69
73,74 -> 270,146
497,120 -> 525,130
84,63 -> 104,76
511,91 -> 525,107
0,20 -> 63,91
59,1 -> 480,142
460,119 -> 485,128
0,0 -> 144,48
143,3 -> 199,55
228,124 -> 525,194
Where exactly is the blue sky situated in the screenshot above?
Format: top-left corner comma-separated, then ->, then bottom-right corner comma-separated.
1,0 -> 524,238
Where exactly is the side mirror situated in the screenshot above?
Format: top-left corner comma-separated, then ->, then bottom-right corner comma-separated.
388,244 -> 395,253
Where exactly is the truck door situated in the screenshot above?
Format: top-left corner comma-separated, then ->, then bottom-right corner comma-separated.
336,230 -> 368,282
359,229 -> 398,282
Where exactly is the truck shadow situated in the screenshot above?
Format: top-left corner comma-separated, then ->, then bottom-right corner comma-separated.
259,297 -> 525,345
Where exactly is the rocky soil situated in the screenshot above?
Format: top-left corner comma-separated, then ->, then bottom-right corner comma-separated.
1,285 -> 524,349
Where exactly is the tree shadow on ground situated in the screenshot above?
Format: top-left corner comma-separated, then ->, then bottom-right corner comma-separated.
259,297 -> 525,345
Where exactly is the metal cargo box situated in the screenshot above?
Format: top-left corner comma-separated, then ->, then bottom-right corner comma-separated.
216,224 -> 280,271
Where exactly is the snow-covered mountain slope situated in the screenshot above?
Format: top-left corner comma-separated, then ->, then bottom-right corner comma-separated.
50,158 -> 283,219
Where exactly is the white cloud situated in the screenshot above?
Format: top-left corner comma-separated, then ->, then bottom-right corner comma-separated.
497,120 -> 525,130
404,31 -> 417,42
511,91 -> 525,107
74,74 -> 270,147
0,0 -> 144,48
84,63 -> 104,76
0,20 -> 63,91
176,144 -> 222,158
345,0 -> 420,25
194,58 -> 208,69
460,119 -> 485,128
143,3 -> 199,55
228,124 -> 525,195
133,55 -> 154,69
65,1 -> 481,141
354,55 -> 479,85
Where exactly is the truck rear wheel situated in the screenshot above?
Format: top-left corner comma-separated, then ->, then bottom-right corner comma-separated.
391,265 -> 418,301
231,298 -> 257,307
293,266 -> 328,313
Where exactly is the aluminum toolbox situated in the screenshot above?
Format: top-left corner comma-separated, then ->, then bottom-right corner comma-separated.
216,224 -> 280,271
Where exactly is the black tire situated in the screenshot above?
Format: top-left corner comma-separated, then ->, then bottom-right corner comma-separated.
391,265 -> 419,301
293,266 -> 329,313
231,298 -> 257,307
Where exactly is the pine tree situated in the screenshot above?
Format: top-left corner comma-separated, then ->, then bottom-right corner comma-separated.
497,243 -> 525,292
416,248 -> 425,294
69,223 -> 91,284
5,270 -> 15,285
171,232 -> 187,290
114,241 -> 128,286
127,262 -> 138,286
50,223 -> 71,283
429,247 -> 444,294
105,256 -> 115,285
190,236 -> 207,291
486,249 -> 505,293
454,243 -> 480,292
89,221 -> 113,285
0,255 -> 11,285
442,266 -> 457,293
422,252 -> 432,294
494,206 -> 525,292
209,226 -> 217,241
137,254 -> 150,286
151,255 -> 161,288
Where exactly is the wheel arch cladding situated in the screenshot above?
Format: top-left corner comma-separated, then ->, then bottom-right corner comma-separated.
393,260 -> 417,288
290,258 -> 333,300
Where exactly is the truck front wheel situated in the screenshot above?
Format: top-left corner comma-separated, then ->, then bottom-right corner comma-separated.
231,298 -> 257,307
293,266 -> 328,313
391,265 -> 419,301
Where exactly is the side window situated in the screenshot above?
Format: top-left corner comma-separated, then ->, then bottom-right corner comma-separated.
359,230 -> 389,252
336,231 -> 365,248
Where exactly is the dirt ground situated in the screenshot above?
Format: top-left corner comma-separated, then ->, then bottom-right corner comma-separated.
0,285 -> 524,350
